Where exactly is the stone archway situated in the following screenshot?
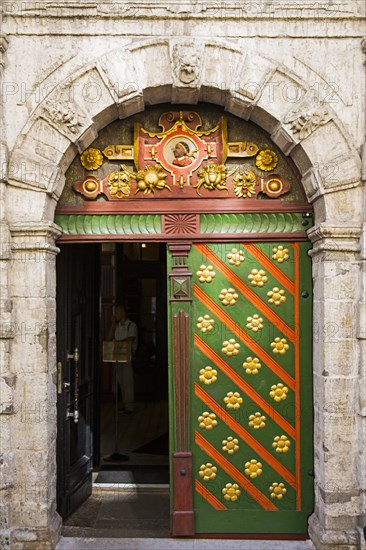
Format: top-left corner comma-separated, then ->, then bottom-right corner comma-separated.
3,39 -> 364,549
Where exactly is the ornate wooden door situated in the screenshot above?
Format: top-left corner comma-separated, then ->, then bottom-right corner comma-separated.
169,241 -> 313,535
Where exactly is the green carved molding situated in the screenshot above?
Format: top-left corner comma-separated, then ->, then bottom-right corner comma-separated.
200,213 -> 307,234
55,212 -> 310,237
54,214 -> 162,235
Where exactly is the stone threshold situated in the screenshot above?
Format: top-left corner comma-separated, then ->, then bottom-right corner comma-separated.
56,537 -> 315,549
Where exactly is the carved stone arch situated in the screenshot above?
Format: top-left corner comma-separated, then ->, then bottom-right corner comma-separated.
6,38 -> 362,226
4,37 -> 365,549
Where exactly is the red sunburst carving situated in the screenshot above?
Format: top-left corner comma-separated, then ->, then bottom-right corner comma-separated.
163,214 -> 198,235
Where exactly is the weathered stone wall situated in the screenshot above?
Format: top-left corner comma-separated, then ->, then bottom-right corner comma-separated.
0,2 -> 365,548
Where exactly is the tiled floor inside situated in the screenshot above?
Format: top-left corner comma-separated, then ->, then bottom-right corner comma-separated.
62,486 -> 170,539
99,399 -> 169,466
62,399 -> 170,539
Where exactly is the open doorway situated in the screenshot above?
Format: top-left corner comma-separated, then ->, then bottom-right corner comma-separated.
56,242 -> 170,536
97,242 -> 169,479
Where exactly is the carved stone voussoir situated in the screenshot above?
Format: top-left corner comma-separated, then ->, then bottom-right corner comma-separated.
284,103 -> 332,141
41,88 -> 87,136
171,41 -> 203,87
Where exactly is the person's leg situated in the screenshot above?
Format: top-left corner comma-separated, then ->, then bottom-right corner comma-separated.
121,361 -> 134,412
116,362 -> 124,407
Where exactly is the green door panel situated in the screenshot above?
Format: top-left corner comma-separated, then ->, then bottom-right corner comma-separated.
168,241 -> 313,535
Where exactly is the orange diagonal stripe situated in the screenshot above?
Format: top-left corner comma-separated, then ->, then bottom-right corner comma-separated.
194,244 -> 295,341
243,243 -> 295,294
194,334 -> 296,439
195,479 -> 227,510
194,284 -> 295,391
195,431 -> 278,511
195,383 -> 296,488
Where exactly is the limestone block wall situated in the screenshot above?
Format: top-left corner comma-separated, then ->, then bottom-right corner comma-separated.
0,2 -> 365,549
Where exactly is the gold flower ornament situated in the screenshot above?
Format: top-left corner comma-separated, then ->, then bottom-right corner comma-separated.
269,383 -> 288,402
244,459 -> 263,478
243,357 -> 261,375
272,245 -> 289,263
248,269 -> 268,287
272,435 -> 291,453
227,248 -> 245,266
224,391 -> 243,410
222,483 -> 241,502
270,337 -> 289,354
198,412 -> 218,430
248,412 -> 266,429
221,339 -> 240,356
197,315 -> 215,333
199,463 -> 217,481
199,366 -> 218,385
246,314 -> 264,332
255,149 -> 279,172
222,436 -> 239,454
269,482 -> 287,499
219,288 -> 239,306
267,287 -> 286,306
80,148 -> 104,171
196,265 -> 216,283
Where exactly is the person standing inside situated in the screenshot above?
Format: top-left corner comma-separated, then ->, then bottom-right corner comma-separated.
108,304 -> 138,414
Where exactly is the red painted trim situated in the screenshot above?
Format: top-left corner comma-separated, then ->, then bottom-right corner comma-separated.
55,201 -> 312,215
172,452 -> 195,536
173,310 -> 190,451
57,232 -> 310,243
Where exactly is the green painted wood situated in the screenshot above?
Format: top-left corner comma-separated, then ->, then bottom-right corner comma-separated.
186,241 -> 313,534
54,214 -> 162,235
200,213 -> 306,234
55,213 -> 309,236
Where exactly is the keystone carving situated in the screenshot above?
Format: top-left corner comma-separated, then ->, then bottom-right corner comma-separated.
171,42 -> 202,86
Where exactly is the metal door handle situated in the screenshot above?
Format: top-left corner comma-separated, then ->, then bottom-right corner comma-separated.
66,408 -> 79,422
67,348 -> 80,361
67,347 -> 80,423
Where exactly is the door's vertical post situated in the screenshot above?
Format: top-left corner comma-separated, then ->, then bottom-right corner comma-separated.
168,242 -> 195,537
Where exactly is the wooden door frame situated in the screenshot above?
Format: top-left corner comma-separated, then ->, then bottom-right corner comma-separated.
55,211 -> 313,533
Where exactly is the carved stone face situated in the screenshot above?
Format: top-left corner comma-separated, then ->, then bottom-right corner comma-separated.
172,44 -> 200,84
